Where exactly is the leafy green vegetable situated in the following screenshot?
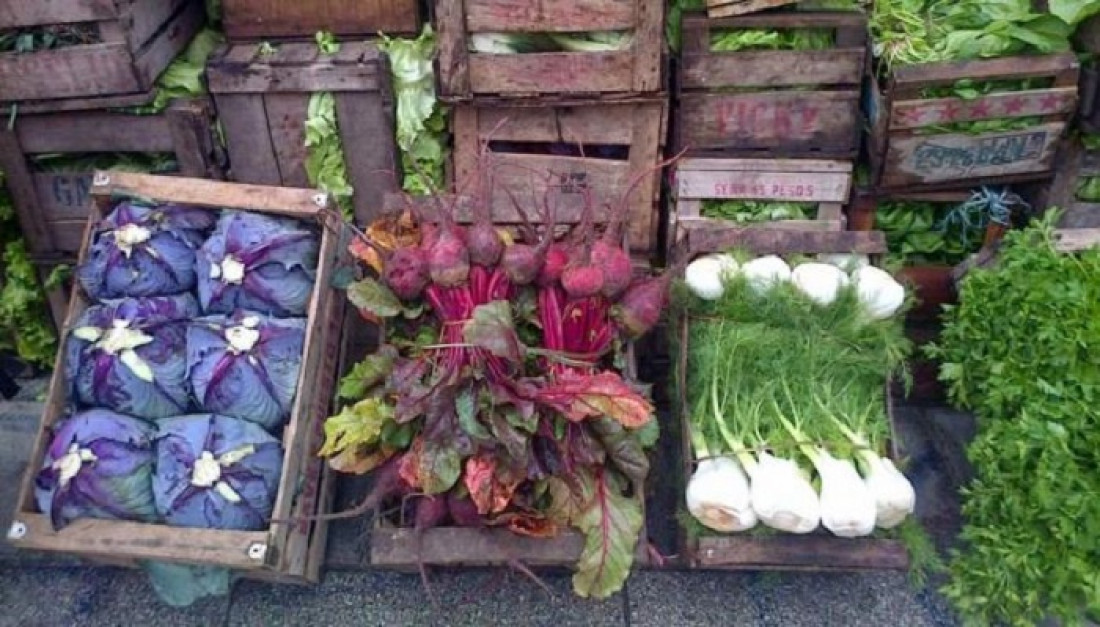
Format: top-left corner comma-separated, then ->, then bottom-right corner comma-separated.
0,173 -> 57,367
1076,176 -> 1100,201
710,28 -> 834,52
124,28 -> 224,115
305,91 -> 355,220
700,200 -> 816,223
380,26 -> 448,195
927,214 -> 1100,625
666,0 -> 705,52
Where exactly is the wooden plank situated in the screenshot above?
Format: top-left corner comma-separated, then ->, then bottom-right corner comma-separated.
127,0 -> 191,50
689,12 -> 867,31
678,216 -> 843,232
679,158 -> 852,173
676,166 -> 852,203
1054,228 -> 1100,251
0,0 -> 119,27
372,527 -> 585,567
464,0 -> 635,32
471,104 -> 637,145
335,91 -> 399,225
695,537 -> 909,570
0,89 -> 157,115
706,0 -> 797,18
892,53 -> 1078,88
222,0 -> 419,39
890,87 -> 1078,130
206,54 -> 383,94
435,0 -> 470,98
625,101 -> 665,253
685,228 -> 887,256
1057,203 -> 1100,229
15,111 -> 174,153
467,52 -> 635,96
880,122 -> 1065,188
90,172 -> 326,217
44,220 -> 87,254
678,91 -> 860,156
215,94 -> 283,186
631,0 -> 663,93
34,173 -> 94,221
681,49 -> 864,89
131,0 -> 207,87
490,152 -> 631,218
0,44 -> 140,102
0,129 -> 54,254
262,94 -> 311,188
383,193 -> 596,225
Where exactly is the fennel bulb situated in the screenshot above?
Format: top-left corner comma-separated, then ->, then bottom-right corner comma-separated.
748,452 -> 820,533
814,450 -> 877,538
860,454 -> 915,529
686,457 -> 757,532
685,256 -> 729,300
791,262 -> 850,306
852,266 -> 905,320
818,253 -> 870,271
741,255 -> 791,293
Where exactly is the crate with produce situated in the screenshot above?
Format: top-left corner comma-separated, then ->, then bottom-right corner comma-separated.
206,37 -> 398,227
674,10 -> 866,159
0,0 -> 204,104
672,227 -> 942,573
452,98 -> 667,255
669,158 -> 850,252
434,0 -> 664,100
219,0 -> 419,42
315,150 -> 675,596
866,1 -> 1087,190
7,172 -> 344,583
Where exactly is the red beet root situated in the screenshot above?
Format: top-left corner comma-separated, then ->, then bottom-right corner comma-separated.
536,242 -> 570,287
560,255 -> 605,298
467,222 -> 504,267
611,273 -> 673,339
446,492 -> 484,527
384,247 -> 430,300
591,239 -> 632,300
428,226 -> 470,287
414,495 -> 452,532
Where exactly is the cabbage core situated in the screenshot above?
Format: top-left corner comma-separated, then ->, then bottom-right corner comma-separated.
112,224 -> 152,258
53,443 -> 98,488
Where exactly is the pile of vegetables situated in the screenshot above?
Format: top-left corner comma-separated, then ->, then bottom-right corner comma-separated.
320,166 -> 673,598
927,213 -> 1100,625
677,253 -> 919,538
468,32 -> 633,54
36,199 -> 320,533
701,200 -> 815,224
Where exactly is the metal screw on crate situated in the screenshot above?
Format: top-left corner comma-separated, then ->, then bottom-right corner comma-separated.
247,542 -> 268,561
312,193 -> 329,209
7,520 -> 27,540
93,172 -> 111,187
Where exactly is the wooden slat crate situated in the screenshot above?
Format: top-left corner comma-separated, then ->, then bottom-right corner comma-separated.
1037,138 -> 1100,230
206,42 -> 398,227
6,172 -> 343,583
675,12 -> 866,159
0,0 -> 204,104
451,99 -> 667,256
434,0 -> 664,100
867,54 -> 1080,190
669,158 -> 851,254
672,228 -> 909,571
705,0 -> 799,19
221,0 -> 419,41
0,98 -> 223,264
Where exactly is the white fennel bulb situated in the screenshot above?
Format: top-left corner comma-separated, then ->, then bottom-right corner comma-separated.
741,256 -> 792,293
860,454 -> 916,529
686,457 -> 757,532
712,253 -> 740,279
791,262 -> 850,306
814,450 -> 877,538
818,253 -> 870,272
685,256 -> 728,300
748,452 -> 820,534
852,266 -> 905,320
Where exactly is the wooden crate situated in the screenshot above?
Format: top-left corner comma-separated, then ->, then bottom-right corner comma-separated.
1038,138 -> 1100,229
669,158 -> 851,253
705,0 -> 799,19
221,0 -> 419,41
0,0 -> 204,104
6,172 -> 343,583
0,99 -> 223,264
675,12 -> 866,159
206,42 -> 398,227
434,0 -> 664,100
867,54 -> 1080,190
452,99 -> 667,255
672,228 -> 909,571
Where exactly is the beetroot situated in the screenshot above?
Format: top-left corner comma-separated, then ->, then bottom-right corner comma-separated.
384,247 -> 430,300
428,225 -> 470,287
611,273 -> 674,339
446,492 -> 484,527
536,242 -> 570,287
560,263 -> 604,298
590,240 -> 632,300
467,222 -> 504,268
414,495 -> 451,531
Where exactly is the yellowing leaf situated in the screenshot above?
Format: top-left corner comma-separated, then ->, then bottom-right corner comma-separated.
327,447 -> 395,475
317,398 -> 394,459
537,371 -> 654,428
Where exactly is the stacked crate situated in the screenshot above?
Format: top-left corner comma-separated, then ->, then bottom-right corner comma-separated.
434,0 -> 668,258
0,0 -> 218,330
668,10 -> 866,251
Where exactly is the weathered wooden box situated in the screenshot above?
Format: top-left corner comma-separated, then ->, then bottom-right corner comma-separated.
675,12 -> 866,159
434,0 -> 664,100
221,0 -> 419,41
672,227 -> 910,571
0,0 -> 204,104
669,158 -> 850,254
6,172 -> 343,583
452,99 -> 667,256
705,0 -> 799,19
206,41 -> 398,227
1037,138 -> 1100,230
867,54 -> 1079,190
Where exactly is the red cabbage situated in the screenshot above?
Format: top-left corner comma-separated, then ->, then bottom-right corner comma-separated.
153,414 -> 283,530
77,201 -> 214,300
66,294 -> 196,420
186,312 -> 305,430
197,211 -> 319,316
35,409 -> 157,530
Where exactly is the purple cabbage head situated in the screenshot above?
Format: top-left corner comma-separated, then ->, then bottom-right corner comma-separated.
65,294 -> 196,420
35,409 -> 157,530
187,311 -> 305,430
153,414 -> 283,530
196,211 -> 319,316
77,201 -> 215,300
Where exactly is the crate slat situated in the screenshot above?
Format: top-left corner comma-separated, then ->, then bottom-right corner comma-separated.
0,0 -> 119,28
222,0 -> 419,41
464,0 -> 636,31
706,0 -> 798,19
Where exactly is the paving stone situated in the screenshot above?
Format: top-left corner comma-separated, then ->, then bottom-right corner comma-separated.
748,571 -> 944,627
627,571 -> 757,626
